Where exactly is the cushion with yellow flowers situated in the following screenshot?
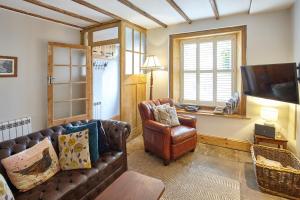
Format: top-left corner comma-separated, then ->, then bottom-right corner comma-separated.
58,129 -> 91,170
0,174 -> 14,200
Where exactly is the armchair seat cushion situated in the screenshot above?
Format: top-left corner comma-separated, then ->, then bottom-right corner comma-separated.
171,126 -> 196,144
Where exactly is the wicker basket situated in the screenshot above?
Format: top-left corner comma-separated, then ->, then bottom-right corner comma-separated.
251,145 -> 300,199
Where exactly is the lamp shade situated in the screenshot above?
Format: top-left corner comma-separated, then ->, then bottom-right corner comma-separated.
260,107 -> 278,122
141,55 -> 163,71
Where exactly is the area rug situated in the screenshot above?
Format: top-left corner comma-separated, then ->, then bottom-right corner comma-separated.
127,137 -> 240,200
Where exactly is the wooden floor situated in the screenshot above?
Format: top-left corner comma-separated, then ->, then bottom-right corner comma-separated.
127,135 -> 288,200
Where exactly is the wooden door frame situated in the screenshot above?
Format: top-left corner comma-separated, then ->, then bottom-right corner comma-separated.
81,22 -> 122,120
80,21 -> 147,137
47,42 -> 92,127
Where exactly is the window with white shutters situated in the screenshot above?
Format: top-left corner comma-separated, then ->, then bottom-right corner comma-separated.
181,35 -> 236,106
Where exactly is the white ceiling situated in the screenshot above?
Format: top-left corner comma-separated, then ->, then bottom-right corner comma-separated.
0,0 -> 296,29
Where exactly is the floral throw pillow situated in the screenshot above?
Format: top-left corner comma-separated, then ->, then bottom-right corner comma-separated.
152,103 -> 170,122
1,138 -> 60,192
0,174 -> 14,200
153,104 -> 180,126
58,129 -> 91,170
166,106 -> 180,126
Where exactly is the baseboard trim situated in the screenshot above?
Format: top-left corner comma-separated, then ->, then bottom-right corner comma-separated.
198,133 -> 251,152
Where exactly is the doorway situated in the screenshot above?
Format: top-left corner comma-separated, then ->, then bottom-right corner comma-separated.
92,44 -> 120,120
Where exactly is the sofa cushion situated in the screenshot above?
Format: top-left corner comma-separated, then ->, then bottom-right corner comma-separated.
171,126 -> 196,144
90,120 -> 110,154
1,138 -> 60,192
58,130 -> 91,170
14,151 -> 123,200
65,122 -> 99,163
0,173 -> 14,200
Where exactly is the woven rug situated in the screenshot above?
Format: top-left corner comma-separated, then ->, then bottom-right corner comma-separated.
127,137 -> 240,200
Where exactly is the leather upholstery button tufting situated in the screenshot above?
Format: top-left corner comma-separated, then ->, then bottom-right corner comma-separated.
0,120 -> 131,200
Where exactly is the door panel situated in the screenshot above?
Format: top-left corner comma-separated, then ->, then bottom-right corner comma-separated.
136,83 -> 146,134
120,22 -> 147,137
48,42 -> 92,127
136,83 -> 146,124
122,84 -> 137,128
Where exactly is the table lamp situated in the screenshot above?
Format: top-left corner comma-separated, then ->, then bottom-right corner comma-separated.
141,55 -> 163,100
260,107 -> 278,127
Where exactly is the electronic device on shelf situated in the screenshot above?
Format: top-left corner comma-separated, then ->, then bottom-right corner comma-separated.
254,123 -> 275,138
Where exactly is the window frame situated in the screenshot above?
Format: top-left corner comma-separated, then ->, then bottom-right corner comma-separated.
180,34 -> 237,107
125,27 -> 146,75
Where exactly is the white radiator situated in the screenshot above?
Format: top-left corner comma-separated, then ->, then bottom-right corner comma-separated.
0,117 -> 32,142
93,101 -> 102,120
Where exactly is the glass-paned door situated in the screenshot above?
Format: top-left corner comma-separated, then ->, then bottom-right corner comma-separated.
125,27 -> 146,75
48,42 -> 91,127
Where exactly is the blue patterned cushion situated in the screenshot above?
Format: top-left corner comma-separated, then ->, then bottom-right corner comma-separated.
65,122 -> 99,163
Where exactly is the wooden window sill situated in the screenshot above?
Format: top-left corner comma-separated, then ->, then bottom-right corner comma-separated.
176,109 -> 250,120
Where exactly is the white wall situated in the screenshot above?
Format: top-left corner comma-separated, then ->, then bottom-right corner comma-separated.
0,10 -> 80,131
292,1 -> 300,156
147,9 -> 293,141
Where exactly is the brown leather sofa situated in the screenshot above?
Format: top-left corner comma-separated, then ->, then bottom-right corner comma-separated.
0,120 -> 130,200
138,98 -> 197,165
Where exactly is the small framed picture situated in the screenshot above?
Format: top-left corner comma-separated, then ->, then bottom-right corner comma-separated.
0,56 -> 17,77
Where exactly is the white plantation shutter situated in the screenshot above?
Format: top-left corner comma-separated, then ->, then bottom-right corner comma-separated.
217,72 -> 232,102
199,73 -> 213,102
199,42 -> 213,102
199,42 -> 213,70
183,43 -> 196,71
183,43 -> 197,101
181,35 -> 236,106
216,40 -> 233,103
217,40 -> 232,70
184,73 -> 196,100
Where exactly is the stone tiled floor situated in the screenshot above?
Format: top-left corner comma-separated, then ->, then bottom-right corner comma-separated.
127,136 -> 288,200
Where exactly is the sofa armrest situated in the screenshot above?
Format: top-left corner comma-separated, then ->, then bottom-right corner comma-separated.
178,115 -> 197,128
101,120 -> 131,152
144,120 -> 171,134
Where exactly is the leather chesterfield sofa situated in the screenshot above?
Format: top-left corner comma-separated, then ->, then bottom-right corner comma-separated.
0,120 -> 130,200
138,98 -> 197,165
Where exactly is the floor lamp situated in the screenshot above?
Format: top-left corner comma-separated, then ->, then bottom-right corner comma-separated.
142,55 -> 163,100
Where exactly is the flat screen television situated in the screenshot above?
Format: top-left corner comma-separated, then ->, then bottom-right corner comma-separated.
241,63 -> 299,104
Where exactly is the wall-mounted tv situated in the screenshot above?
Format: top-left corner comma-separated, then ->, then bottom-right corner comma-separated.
241,63 -> 299,104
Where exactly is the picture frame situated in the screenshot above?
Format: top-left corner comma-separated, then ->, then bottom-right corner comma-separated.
0,56 -> 17,77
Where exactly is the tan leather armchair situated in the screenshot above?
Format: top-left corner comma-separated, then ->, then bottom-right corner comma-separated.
138,98 -> 197,165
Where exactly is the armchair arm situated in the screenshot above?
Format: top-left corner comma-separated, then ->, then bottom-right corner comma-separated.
144,120 -> 171,134
101,120 -> 131,152
143,120 -> 171,163
178,115 -> 197,128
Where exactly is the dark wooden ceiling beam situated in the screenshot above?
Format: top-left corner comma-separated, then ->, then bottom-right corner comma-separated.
0,4 -> 82,29
71,0 -> 124,21
209,0 -> 220,20
23,0 -> 99,24
166,0 -> 191,24
248,0 -> 253,14
118,0 -> 167,28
